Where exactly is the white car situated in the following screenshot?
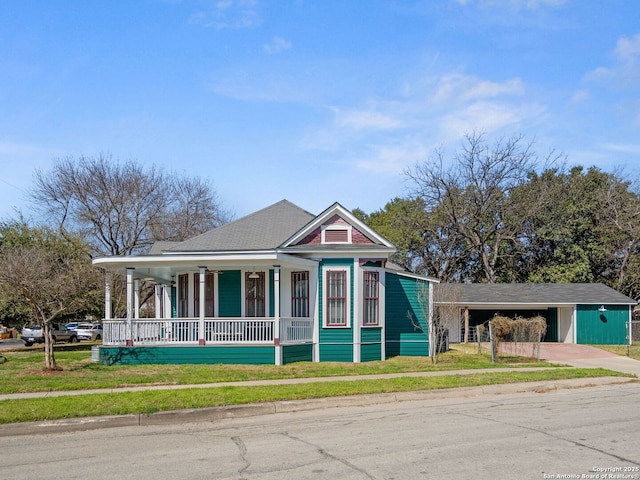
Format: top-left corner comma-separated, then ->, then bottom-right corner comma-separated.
75,323 -> 103,341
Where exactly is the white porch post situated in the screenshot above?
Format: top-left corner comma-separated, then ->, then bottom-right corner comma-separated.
163,285 -> 171,319
312,264 -> 320,362
134,279 -> 140,319
353,259 -> 361,363
198,266 -> 206,345
154,285 -> 161,319
104,272 -> 112,321
274,265 -> 282,366
126,268 -> 134,346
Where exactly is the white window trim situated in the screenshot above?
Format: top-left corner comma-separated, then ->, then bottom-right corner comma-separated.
323,266 -> 351,328
361,268 -> 381,327
321,225 -> 352,244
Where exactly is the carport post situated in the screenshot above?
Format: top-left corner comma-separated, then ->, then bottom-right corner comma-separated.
464,307 -> 469,343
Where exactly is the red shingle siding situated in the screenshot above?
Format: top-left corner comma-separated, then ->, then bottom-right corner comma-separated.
294,215 -> 375,246
298,227 -> 322,245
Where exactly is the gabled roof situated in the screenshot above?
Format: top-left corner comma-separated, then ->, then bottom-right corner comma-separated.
282,202 -> 395,250
436,283 -> 636,306
166,200 -> 315,252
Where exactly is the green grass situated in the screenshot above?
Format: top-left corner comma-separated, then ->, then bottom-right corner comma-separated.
0,344 -> 634,424
0,345 -> 553,395
0,368 -> 630,424
594,344 -> 640,360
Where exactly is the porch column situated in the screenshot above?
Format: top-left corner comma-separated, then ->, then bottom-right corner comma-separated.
126,268 -> 134,346
353,259 -> 361,363
463,307 -> 469,343
154,285 -> 161,319
134,279 -> 140,319
198,266 -> 206,345
273,265 -> 282,366
163,285 -> 171,319
104,272 -> 112,320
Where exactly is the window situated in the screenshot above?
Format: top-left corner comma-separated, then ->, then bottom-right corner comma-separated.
292,271 -> 309,317
178,274 -> 189,317
325,270 -> 347,326
194,272 -> 215,317
246,272 -> 265,317
363,271 -> 379,326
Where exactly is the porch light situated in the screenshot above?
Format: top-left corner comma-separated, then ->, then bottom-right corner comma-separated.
248,269 -> 260,279
598,305 -> 607,312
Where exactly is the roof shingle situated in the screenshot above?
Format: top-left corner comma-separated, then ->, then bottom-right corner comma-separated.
166,199 -> 315,252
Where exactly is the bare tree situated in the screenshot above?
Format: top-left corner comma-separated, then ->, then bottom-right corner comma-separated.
409,282 -> 460,363
31,154 -> 232,256
406,132 -> 561,283
0,243 -> 102,369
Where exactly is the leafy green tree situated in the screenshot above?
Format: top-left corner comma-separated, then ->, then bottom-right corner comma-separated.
516,166 -> 640,300
0,221 -> 102,369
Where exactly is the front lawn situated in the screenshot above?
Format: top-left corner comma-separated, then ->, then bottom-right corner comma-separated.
0,344 -> 552,395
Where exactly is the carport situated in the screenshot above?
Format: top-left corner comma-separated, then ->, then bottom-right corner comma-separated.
434,283 -> 637,345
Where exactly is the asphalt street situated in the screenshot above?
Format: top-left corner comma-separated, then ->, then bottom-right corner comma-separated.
1,382 -> 639,480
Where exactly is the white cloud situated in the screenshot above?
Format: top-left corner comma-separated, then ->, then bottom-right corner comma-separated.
355,141 -> 431,175
437,101 -> 546,142
598,142 -> 640,156
263,36 -> 292,55
432,73 -> 525,104
190,0 -> 261,29
570,89 -> 590,104
587,33 -> 640,89
614,33 -> 640,62
333,108 -> 403,130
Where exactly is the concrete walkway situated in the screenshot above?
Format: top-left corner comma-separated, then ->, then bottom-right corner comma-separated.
2,344 -> 639,436
0,366 -> 575,401
1,344 -> 639,402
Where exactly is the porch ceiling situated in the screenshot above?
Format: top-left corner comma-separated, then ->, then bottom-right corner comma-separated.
93,251 -> 319,283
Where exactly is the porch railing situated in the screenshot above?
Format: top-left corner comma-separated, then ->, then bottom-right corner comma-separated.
102,317 -> 313,346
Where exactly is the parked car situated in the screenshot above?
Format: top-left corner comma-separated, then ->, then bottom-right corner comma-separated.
20,324 -> 79,347
74,323 -> 103,341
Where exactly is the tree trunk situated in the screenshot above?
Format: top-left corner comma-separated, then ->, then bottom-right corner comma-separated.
43,323 -> 57,370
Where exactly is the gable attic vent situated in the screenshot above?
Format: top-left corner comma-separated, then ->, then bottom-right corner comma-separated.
322,226 -> 351,244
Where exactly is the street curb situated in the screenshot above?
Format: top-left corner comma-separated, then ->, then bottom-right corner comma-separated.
1,376 -> 636,437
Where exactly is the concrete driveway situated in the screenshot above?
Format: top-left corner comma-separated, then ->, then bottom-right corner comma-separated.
501,342 -> 640,376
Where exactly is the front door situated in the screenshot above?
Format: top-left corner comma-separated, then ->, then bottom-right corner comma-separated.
246,272 -> 265,317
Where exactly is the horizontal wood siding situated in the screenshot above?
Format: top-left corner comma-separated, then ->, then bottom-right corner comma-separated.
319,343 -> 354,362
282,344 -> 313,364
385,273 -> 429,358
99,345 -> 274,365
576,304 -> 629,345
218,270 -> 242,317
361,327 -> 382,344
360,343 -> 382,362
361,327 -> 382,362
318,258 -> 354,362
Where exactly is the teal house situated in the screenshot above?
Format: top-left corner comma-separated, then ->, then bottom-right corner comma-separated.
93,200 -> 437,365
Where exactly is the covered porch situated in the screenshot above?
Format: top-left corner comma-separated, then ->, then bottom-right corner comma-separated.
94,252 -> 319,365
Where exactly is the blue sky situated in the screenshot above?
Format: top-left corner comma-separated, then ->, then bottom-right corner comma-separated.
1,0 -> 639,221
